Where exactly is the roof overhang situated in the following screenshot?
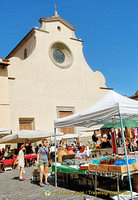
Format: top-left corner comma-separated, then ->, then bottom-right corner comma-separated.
6,28 -> 49,59
0,58 -> 10,67
6,28 -> 36,59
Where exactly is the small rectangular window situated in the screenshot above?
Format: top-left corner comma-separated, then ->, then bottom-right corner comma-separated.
57,106 -> 75,134
59,111 -> 74,134
19,118 -> 35,130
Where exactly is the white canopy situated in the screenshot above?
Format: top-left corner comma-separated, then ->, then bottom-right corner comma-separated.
54,90 -> 138,197
51,133 -> 89,141
61,133 -> 79,139
0,130 -> 63,144
54,91 -> 138,128
0,129 -> 12,138
78,124 -> 103,132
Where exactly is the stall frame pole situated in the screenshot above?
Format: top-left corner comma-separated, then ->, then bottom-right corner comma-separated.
119,113 -> 133,200
54,128 -> 57,187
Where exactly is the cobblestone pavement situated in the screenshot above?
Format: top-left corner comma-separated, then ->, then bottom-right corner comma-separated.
0,167 -> 103,200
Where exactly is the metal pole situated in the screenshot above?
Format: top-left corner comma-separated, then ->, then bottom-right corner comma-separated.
117,175 -> 120,200
54,128 -> 57,187
95,174 -> 97,197
78,128 -> 80,142
119,114 -> 133,200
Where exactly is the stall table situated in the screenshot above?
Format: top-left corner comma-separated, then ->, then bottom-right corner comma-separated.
88,169 -> 138,200
0,157 -> 16,170
52,163 -> 138,199
51,164 -> 86,187
0,154 -> 37,169
24,154 -> 37,166
51,165 -> 86,175
90,148 -> 113,158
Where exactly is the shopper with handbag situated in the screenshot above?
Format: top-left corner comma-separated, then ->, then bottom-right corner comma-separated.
37,139 -> 51,187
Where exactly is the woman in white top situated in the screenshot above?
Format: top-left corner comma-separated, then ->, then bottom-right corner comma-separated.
17,144 -> 25,181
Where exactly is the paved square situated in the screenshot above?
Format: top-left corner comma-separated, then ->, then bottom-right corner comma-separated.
0,167 -> 102,200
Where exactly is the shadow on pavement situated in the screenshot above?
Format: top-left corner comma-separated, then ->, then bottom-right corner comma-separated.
12,176 -> 19,180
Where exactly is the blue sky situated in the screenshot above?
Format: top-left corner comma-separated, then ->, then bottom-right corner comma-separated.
0,0 -> 137,96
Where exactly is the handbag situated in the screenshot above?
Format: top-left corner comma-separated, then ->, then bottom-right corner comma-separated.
13,158 -> 18,166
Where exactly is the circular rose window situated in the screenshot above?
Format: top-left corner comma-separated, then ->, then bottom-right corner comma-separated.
49,42 -> 73,69
53,49 -> 65,63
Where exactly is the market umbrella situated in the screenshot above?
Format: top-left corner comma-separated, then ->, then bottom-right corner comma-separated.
101,120 -> 138,129
0,130 -> 63,144
0,129 -> 12,138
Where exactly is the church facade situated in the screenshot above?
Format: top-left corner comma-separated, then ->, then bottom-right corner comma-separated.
1,12 -> 107,134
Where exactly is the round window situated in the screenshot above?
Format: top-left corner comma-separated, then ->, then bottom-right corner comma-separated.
53,49 -> 65,63
49,42 -> 73,69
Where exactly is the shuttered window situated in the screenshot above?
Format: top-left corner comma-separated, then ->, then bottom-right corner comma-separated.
19,119 -> 34,130
59,111 -> 74,134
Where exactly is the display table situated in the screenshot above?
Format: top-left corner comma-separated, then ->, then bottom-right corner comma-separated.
89,169 -> 138,200
51,165 -> 86,175
52,164 -> 86,187
24,154 -> 37,166
24,154 -> 37,160
0,157 -> 16,167
53,162 -> 138,198
0,154 -> 37,168
91,148 -> 112,158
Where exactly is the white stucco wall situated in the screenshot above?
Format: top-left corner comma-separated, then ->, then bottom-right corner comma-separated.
7,17 -> 107,133
0,67 -> 10,128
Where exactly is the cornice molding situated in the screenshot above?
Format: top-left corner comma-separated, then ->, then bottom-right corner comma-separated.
39,16 -> 76,31
70,37 -> 84,43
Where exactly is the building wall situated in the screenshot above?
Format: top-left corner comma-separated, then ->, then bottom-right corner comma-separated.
0,66 -> 10,128
12,35 -> 36,60
7,18 -> 107,133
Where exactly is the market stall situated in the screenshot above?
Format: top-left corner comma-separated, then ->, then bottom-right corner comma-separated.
54,90 -> 138,200
50,152 -> 138,199
0,154 -> 38,170
0,130 -> 63,169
